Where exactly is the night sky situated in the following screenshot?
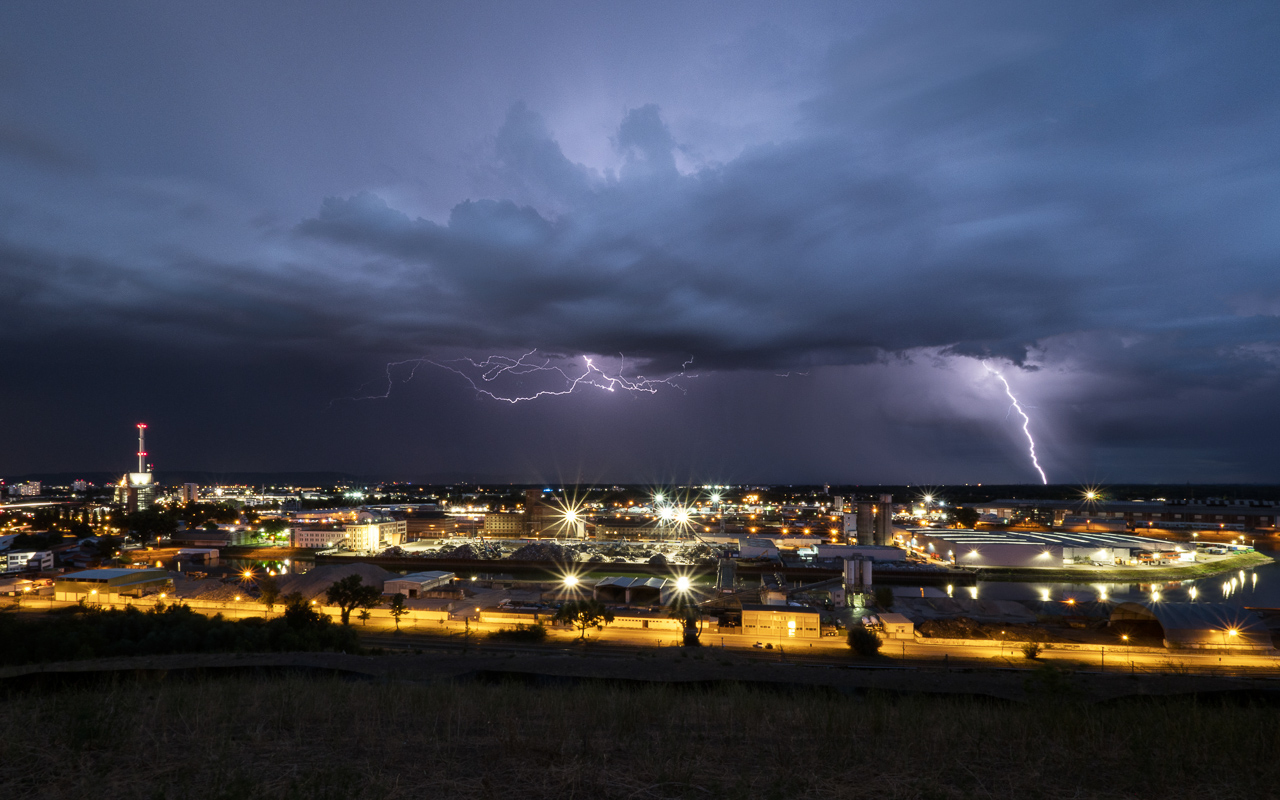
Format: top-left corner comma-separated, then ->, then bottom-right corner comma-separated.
3,2 -> 1279,485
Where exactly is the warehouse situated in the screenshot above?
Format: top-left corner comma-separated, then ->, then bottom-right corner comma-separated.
593,576 -> 671,605
907,528 -> 1192,568
740,604 -> 821,640
383,571 -> 455,597
54,568 -> 170,603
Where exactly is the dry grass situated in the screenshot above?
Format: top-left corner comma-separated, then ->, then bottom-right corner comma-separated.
1,675 -> 1277,799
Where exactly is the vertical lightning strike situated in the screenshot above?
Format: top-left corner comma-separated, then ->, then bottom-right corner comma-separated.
984,362 -> 1048,485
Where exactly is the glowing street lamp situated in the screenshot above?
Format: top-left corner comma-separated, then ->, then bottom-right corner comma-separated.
675,576 -> 691,593
563,575 -> 579,589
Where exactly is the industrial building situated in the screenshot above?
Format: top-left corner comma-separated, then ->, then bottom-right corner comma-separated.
482,512 -> 525,536
384,571 -> 455,597
741,604 -> 822,640
976,498 -> 1279,531
593,576 -> 673,605
2,550 -> 53,574
292,528 -> 347,549
54,567 -> 170,603
907,528 -> 1195,568
113,423 -> 157,512
343,516 -> 408,552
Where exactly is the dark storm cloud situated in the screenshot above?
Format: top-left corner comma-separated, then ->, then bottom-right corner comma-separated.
298,103 -> 1087,370
3,1 -> 1280,480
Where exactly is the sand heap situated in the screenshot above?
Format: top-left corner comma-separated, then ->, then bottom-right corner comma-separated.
276,563 -> 400,601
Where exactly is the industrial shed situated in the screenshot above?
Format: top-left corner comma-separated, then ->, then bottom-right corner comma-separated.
55,568 -> 170,603
741,604 -> 821,640
384,571 -> 454,597
1110,602 -> 1273,652
593,576 -> 671,605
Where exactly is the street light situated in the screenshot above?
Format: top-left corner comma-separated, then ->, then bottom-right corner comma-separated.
563,575 -> 579,588
675,576 -> 691,592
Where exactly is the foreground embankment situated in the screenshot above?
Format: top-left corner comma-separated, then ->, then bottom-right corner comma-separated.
1,652 -> 1279,800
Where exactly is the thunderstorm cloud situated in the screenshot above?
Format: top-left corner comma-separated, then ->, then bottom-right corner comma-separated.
2,1 -> 1279,482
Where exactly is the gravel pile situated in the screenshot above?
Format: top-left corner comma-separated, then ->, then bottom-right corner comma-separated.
170,575 -> 255,602
276,563 -> 399,601
509,542 -> 579,562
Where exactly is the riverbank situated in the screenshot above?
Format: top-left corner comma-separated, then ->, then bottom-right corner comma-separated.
974,550 -> 1273,583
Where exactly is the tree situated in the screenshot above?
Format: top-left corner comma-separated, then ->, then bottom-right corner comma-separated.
357,609 -> 371,626
324,574 -> 383,625
257,576 -> 281,613
553,599 -> 615,641
282,592 -> 324,628
952,506 -> 981,529
85,535 -> 123,566
667,595 -> 704,647
848,625 -> 883,657
388,593 -> 408,632
121,508 -> 178,544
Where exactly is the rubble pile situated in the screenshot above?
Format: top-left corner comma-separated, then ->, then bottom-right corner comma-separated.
436,543 -> 481,560
509,542 -> 580,562
169,575 -> 253,602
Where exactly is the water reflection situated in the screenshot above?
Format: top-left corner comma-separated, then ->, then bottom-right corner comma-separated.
973,544 -> 1277,607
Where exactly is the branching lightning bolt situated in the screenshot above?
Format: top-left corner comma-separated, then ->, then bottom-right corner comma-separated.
983,361 -> 1048,484
344,349 -> 694,405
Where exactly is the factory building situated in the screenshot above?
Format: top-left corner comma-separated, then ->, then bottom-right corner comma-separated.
54,568 -> 170,603
976,499 -> 1279,531
2,550 -> 54,574
113,424 -> 157,512
483,512 -> 525,536
907,528 -> 1195,568
384,571 -> 455,597
343,517 -> 408,552
741,604 -> 822,640
292,529 -> 347,549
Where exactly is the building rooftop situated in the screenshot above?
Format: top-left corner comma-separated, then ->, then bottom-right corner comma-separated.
907,528 -> 1186,550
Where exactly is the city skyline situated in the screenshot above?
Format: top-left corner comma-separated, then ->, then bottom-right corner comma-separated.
3,3 -> 1280,483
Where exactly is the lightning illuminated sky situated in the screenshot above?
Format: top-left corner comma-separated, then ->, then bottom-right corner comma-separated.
351,351 -> 693,404
3,3 -> 1280,482
984,363 -> 1048,485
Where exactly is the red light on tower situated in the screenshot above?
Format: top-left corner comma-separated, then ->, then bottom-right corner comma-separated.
136,424 -> 149,473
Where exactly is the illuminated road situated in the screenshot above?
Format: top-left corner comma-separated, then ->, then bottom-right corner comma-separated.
363,618 -> 1280,676
19,596 -> 1275,676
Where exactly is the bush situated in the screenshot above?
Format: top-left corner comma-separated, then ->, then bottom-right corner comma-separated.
489,623 -> 548,643
0,601 -> 360,666
848,626 -> 883,657
1021,642 -> 1042,660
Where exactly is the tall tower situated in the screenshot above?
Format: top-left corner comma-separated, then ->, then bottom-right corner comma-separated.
136,423 -> 148,474
115,423 -> 156,512
875,494 -> 893,546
